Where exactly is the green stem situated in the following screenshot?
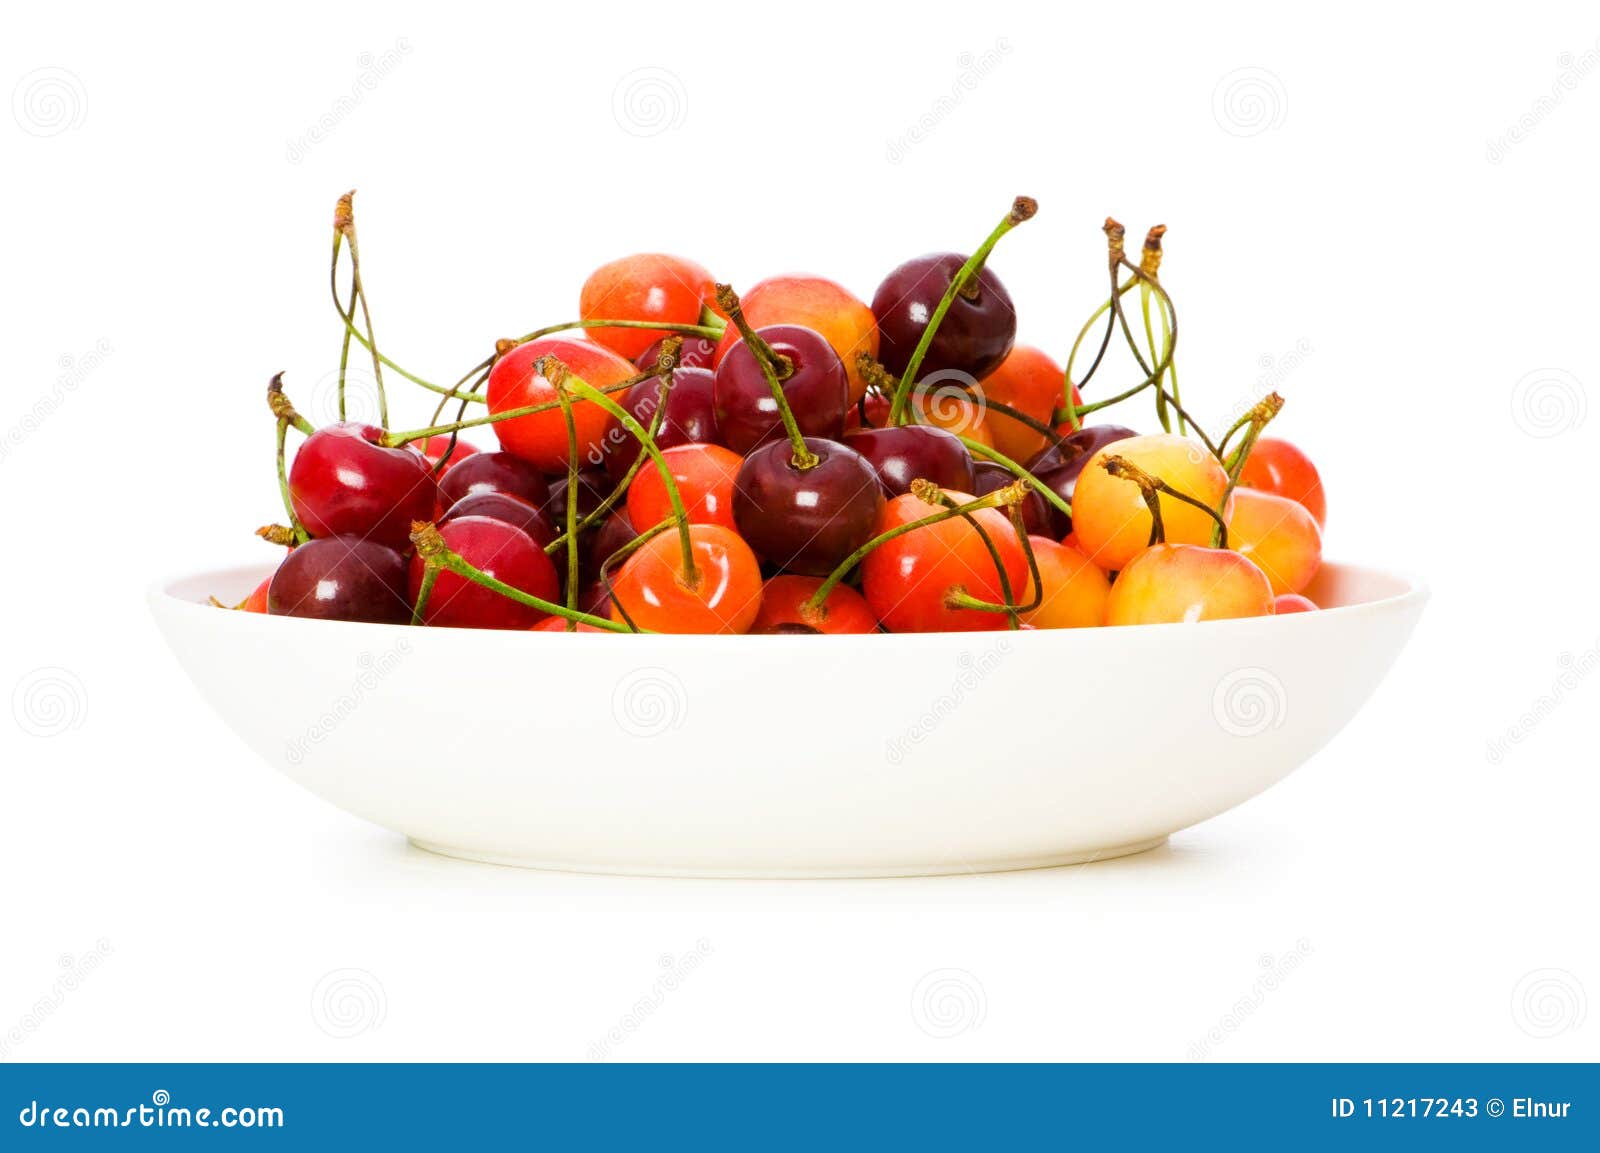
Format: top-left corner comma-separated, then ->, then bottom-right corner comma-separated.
273,418 -> 310,544
380,378 -> 638,447
555,386 -> 582,614
889,196 -> 1038,425
957,436 -> 1071,521
410,566 -> 439,626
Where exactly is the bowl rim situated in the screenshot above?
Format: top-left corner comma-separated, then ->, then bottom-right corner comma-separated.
147,559 -> 1429,641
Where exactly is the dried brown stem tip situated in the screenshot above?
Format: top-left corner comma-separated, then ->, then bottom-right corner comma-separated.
1103,217 -> 1127,266
334,190 -> 355,236
1140,224 -> 1167,277
1247,392 -> 1286,426
256,524 -> 298,547
909,478 -> 944,504
410,520 -> 446,560
856,353 -> 897,393
535,355 -> 571,389
654,336 -> 684,375
713,283 -> 742,318
494,337 -> 519,360
1100,454 -> 1156,491
1009,196 -> 1038,224
266,372 -> 299,422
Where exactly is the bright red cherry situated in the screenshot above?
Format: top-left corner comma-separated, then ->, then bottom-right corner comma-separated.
626,442 -> 743,533
579,254 -> 715,360
861,488 -> 1028,633
608,524 -> 763,634
713,324 -> 848,454
288,421 -> 439,550
267,535 -> 411,624
1103,544 -> 1273,626
410,434 -> 480,474
1238,437 -> 1326,527
485,337 -> 635,472
530,617 -> 610,633
408,516 -> 558,630
751,575 -> 879,634
731,437 -> 885,575
437,450 -> 551,511
871,253 -> 1016,382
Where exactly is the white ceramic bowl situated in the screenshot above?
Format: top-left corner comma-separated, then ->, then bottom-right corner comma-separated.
149,562 -> 1425,877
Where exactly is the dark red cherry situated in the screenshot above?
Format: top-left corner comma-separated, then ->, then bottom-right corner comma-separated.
731,438 -> 885,575
585,510 -> 641,582
634,335 -> 719,372
440,491 -> 556,549
407,516 -> 558,630
972,461 -> 1050,536
267,535 -> 410,624
1028,424 -> 1138,537
288,422 -> 438,550
545,468 -> 610,527
601,367 -> 720,484
437,450 -> 551,511
713,324 -> 848,454
871,253 -> 1016,382
842,424 -> 975,497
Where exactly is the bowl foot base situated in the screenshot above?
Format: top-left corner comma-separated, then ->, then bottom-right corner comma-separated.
405,835 -> 1170,879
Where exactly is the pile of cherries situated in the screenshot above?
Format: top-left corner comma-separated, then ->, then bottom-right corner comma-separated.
237,194 -> 1328,634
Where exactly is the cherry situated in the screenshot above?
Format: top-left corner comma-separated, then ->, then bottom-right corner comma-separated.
972,461 -> 1050,536
751,575 -> 878,634
288,421 -> 439,550
1273,593 -> 1318,614
410,434 -> 480,474
975,345 -> 1081,463
1071,434 -> 1232,571
437,450 -> 551,511
485,337 -> 634,471
267,535 -> 411,624
608,524 -> 763,634
440,491 -> 556,550
1019,537 -> 1110,629
635,335 -> 719,373
709,275 -> 879,404
713,323 -> 848,454
545,467 -> 611,527
579,253 -> 716,360
408,516 -> 558,629
861,487 -> 1027,633
1027,424 -> 1137,537
871,253 -> 1016,382
600,367 -> 720,484
626,442 -> 743,532
1238,437 -> 1326,527
842,424 -> 974,497
585,510 -> 640,582
1227,487 -> 1323,596
239,577 -> 271,613
732,437 -> 884,575
1103,544 -> 1272,625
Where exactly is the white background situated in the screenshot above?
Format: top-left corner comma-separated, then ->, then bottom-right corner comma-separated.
2,1 -> 1595,1061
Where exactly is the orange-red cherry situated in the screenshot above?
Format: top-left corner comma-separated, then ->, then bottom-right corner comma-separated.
750,575 -> 879,634
1227,487 -> 1323,596
1238,437 -> 1326,527
579,254 -> 715,360
976,345 -> 1081,463
608,524 -> 763,634
625,442 -> 742,533
485,337 -> 635,471
1273,593 -> 1318,614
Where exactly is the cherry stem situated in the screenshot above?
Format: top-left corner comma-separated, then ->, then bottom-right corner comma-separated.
380,372 -> 652,448
410,566 -> 439,626
267,374 -> 312,542
409,521 -> 635,633
1212,393 -> 1285,547
1062,276 -> 1138,429
858,353 -> 1070,454
332,191 -> 389,428
926,489 -> 1021,628
256,524 -> 298,548
554,383 -> 582,614
955,435 -> 1072,520
947,505 -> 1042,622
889,196 -> 1037,426
1100,454 -> 1229,550
715,283 -> 817,470
803,481 -> 1027,617
539,357 -> 700,590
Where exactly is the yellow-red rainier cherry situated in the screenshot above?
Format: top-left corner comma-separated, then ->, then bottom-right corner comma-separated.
1103,544 -> 1273,626
1071,434 -> 1232,572
1019,537 -> 1111,629
1227,487 -> 1323,596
